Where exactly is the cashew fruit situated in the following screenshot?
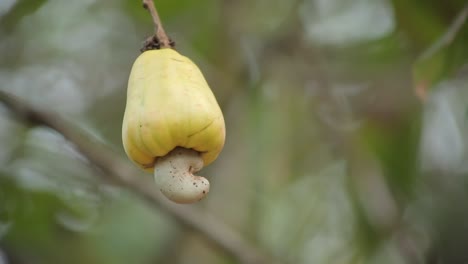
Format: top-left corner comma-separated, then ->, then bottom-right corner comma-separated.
122,48 -> 225,203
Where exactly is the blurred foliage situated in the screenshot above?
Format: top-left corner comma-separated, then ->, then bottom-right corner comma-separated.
1,0 -> 468,264
0,0 -> 48,32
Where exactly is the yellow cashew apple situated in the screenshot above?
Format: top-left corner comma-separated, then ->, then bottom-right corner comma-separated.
122,48 -> 225,204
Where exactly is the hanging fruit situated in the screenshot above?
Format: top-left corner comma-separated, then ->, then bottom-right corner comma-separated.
122,0 -> 225,204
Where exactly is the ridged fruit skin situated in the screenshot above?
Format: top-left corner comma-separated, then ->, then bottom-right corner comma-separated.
122,48 -> 225,172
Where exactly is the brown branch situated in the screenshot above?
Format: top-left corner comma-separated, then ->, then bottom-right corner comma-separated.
0,90 -> 277,264
141,0 -> 173,51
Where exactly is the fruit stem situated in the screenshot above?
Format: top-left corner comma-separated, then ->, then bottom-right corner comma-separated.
142,0 -> 172,49
153,147 -> 210,204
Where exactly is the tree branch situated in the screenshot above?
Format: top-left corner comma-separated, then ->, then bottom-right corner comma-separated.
0,90 -> 276,264
141,0 -> 174,51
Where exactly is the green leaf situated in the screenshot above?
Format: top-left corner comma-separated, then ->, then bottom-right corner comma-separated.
0,0 -> 48,32
412,4 -> 468,93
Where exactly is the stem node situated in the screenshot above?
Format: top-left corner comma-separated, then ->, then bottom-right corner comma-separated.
141,0 -> 173,51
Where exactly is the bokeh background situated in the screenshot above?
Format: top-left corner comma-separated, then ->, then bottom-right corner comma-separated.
1,0 -> 468,263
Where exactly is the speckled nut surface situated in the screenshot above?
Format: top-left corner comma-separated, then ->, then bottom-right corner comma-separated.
153,147 -> 209,203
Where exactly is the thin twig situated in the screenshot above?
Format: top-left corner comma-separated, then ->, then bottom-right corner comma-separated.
418,3 -> 468,62
142,0 -> 172,49
414,3 -> 468,101
0,90 -> 277,264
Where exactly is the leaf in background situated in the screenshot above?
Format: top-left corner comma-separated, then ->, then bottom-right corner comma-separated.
0,0 -> 48,32
0,106 -> 27,167
357,105 -> 422,205
82,194 -> 177,264
412,4 -> 468,100
391,0 -> 445,47
300,0 -> 395,47
420,80 -> 468,173
0,172 -> 92,263
258,162 -> 359,264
